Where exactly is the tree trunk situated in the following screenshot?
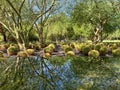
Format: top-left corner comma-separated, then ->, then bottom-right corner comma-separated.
92,26 -> 102,44
17,41 -> 26,51
3,33 -> 7,42
0,24 -> 7,42
39,27 -> 45,47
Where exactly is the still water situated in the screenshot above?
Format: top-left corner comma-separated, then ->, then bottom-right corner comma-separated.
0,56 -> 120,90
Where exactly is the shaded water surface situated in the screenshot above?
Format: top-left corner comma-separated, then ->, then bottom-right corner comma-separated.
0,56 -> 120,90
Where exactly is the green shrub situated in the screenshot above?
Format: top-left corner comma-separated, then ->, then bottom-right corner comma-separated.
74,43 -> 84,51
94,43 -> 103,51
81,45 -> 91,55
64,47 -> 73,53
66,51 -> 75,56
28,43 -> 34,49
61,45 -> 69,50
99,46 -> 108,55
48,43 -> 55,49
44,47 -> 53,54
28,31 -> 39,41
109,43 -> 117,50
7,46 -> 18,56
112,48 -> 120,57
88,50 -> 99,58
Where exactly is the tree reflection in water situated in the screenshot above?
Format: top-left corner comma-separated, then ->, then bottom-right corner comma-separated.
0,56 -> 120,90
0,57 -> 63,90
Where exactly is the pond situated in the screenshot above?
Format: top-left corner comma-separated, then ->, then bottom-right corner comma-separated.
0,56 -> 120,90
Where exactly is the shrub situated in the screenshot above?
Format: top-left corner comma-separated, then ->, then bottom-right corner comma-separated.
88,50 -> 100,58
81,45 -> 91,55
7,46 -> 18,56
112,48 -> 120,57
99,46 -> 108,55
70,42 -> 76,48
48,43 -> 55,50
109,43 -> 117,50
66,51 -> 75,56
17,51 -> 28,57
61,45 -> 69,50
28,43 -> 34,49
64,47 -> 73,53
94,43 -> 103,51
26,49 -> 35,55
43,53 -> 51,58
44,47 -> 53,54
74,43 -> 83,51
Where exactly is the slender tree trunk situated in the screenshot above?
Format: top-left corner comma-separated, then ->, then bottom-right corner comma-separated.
92,26 -> 102,44
39,27 -> 44,46
17,41 -> 26,51
0,24 -> 7,42
3,33 -> 7,42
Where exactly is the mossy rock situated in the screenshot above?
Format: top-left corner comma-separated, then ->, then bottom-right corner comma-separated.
26,49 -> 35,55
112,48 -> 120,57
66,51 -> 75,56
7,46 -> 18,56
88,50 -> 99,58
17,51 -> 28,57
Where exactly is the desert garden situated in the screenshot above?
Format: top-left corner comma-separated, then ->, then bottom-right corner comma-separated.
0,0 -> 120,90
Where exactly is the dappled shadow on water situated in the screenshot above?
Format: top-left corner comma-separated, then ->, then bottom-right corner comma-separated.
0,56 -> 120,90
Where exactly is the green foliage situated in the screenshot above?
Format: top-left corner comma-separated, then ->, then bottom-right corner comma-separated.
7,46 -> 18,56
109,43 -> 117,50
99,46 -> 108,55
81,44 -> 91,55
48,44 -> 55,50
44,47 -> 53,54
112,48 -> 120,57
66,51 -> 75,56
88,50 -> 99,58
62,45 -> 70,50
71,0 -> 120,41
94,43 -> 104,51
64,47 -> 73,53
66,26 -> 74,39
28,31 -> 39,41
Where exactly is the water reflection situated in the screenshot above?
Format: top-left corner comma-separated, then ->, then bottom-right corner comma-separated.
0,56 -> 120,90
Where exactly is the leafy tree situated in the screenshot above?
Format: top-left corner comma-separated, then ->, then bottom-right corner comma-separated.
0,0 -> 56,50
71,0 -> 120,43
